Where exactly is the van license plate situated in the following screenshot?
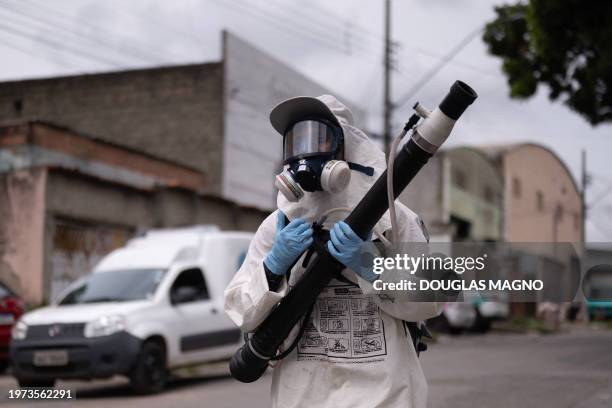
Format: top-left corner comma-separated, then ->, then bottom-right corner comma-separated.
33,350 -> 69,366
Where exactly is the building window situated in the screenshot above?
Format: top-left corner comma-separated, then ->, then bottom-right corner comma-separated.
13,99 -> 23,114
453,170 -> 467,189
536,190 -> 544,212
483,186 -> 495,203
555,204 -> 564,222
512,177 -> 521,198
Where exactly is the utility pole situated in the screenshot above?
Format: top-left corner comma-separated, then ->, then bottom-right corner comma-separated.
383,0 -> 392,157
581,149 -> 587,247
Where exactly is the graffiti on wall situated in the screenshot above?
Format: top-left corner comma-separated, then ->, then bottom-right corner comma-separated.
51,218 -> 132,301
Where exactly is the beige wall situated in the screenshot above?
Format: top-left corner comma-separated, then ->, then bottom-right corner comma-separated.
0,168 -> 47,303
504,145 -> 581,243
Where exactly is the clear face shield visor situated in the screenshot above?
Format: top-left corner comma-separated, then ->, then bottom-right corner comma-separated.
276,119 -> 375,202
283,120 -> 342,163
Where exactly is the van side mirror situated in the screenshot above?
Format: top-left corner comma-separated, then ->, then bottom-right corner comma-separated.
171,286 -> 199,305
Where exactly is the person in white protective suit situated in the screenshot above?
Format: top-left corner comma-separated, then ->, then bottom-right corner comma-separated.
224,94 -> 442,408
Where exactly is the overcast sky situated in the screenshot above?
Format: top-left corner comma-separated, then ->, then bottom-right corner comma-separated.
0,0 -> 610,242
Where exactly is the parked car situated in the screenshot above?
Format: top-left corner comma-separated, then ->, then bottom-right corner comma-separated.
0,283 -> 25,372
11,226 -> 252,393
465,290 -> 509,332
428,302 -> 477,335
584,264 -> 612,320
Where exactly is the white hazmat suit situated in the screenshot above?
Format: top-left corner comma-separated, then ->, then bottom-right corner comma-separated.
224,95 -> 442,408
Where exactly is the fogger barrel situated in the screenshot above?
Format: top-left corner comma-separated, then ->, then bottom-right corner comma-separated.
230,81 -> 477,383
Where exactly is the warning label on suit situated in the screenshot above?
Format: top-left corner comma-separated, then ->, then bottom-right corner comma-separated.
297,283 -> 387,361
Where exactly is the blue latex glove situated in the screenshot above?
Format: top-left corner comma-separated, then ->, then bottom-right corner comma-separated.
264,212 -> 314,275
327,221 -> 377,282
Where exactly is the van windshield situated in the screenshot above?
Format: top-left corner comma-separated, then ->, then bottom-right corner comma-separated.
58,269 -> 166,305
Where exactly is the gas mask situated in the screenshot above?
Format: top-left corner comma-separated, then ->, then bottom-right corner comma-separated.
275,118 -> 373,202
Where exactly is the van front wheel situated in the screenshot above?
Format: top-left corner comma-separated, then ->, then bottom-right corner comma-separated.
129,340 -> 167,394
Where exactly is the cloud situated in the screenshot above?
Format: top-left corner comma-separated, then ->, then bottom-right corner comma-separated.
0,0 -> 609,241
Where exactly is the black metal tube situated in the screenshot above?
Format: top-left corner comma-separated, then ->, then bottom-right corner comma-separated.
230,236 -> 339,382
345,139 -> 432,239
229,81 -> 477,383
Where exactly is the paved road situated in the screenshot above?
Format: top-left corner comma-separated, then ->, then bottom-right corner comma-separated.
1,326 -> 611,407
423,327 -> 612,408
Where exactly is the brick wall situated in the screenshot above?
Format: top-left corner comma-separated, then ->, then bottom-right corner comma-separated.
0,63 -> 224,193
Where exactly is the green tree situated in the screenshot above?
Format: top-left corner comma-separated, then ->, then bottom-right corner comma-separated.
483,0 -> 612,125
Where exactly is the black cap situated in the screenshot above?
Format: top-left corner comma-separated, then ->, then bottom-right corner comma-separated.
438,81 -> 478,120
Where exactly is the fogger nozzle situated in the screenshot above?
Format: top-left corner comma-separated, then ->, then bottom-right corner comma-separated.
412,80 -> 478,155
439,80 -> 478,120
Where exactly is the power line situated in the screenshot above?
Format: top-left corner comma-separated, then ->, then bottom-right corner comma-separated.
587,218 -> 612,240
263,0 -> 369,54
394,26 -> 483,109
0,3 -> 162,66
261,0 -> 385,56
7,0 -> 405,85
589,182 -> 612,209
262,1 -> 438,82
407,47 -> 499,77
394,12 -> 525,110
0,36 -> 80,70
98,2 -> 217,54
211,0 -> 346,54
360,68 -> 382,111
210,0 -> 387,66
17,0 -> 184,63
289,1 -> 493,80
589,173 -> 612,184
0,20 -> 123,68
305,0 -> 387,44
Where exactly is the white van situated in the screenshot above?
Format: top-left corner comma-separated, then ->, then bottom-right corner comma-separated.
10,226 -> 252,393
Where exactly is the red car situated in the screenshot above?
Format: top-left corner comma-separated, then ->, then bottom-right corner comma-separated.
0,283 -> 24,372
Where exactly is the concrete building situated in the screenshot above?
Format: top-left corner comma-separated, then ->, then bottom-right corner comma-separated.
0,122 -> 266,304
0,31 -> 363,212
0,32 -> 364,304
400,143 -> 583,316
481,143 -> 583,316
482,143 -> 582,244
400,143 -> 582,245
399,146 -> 503,242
